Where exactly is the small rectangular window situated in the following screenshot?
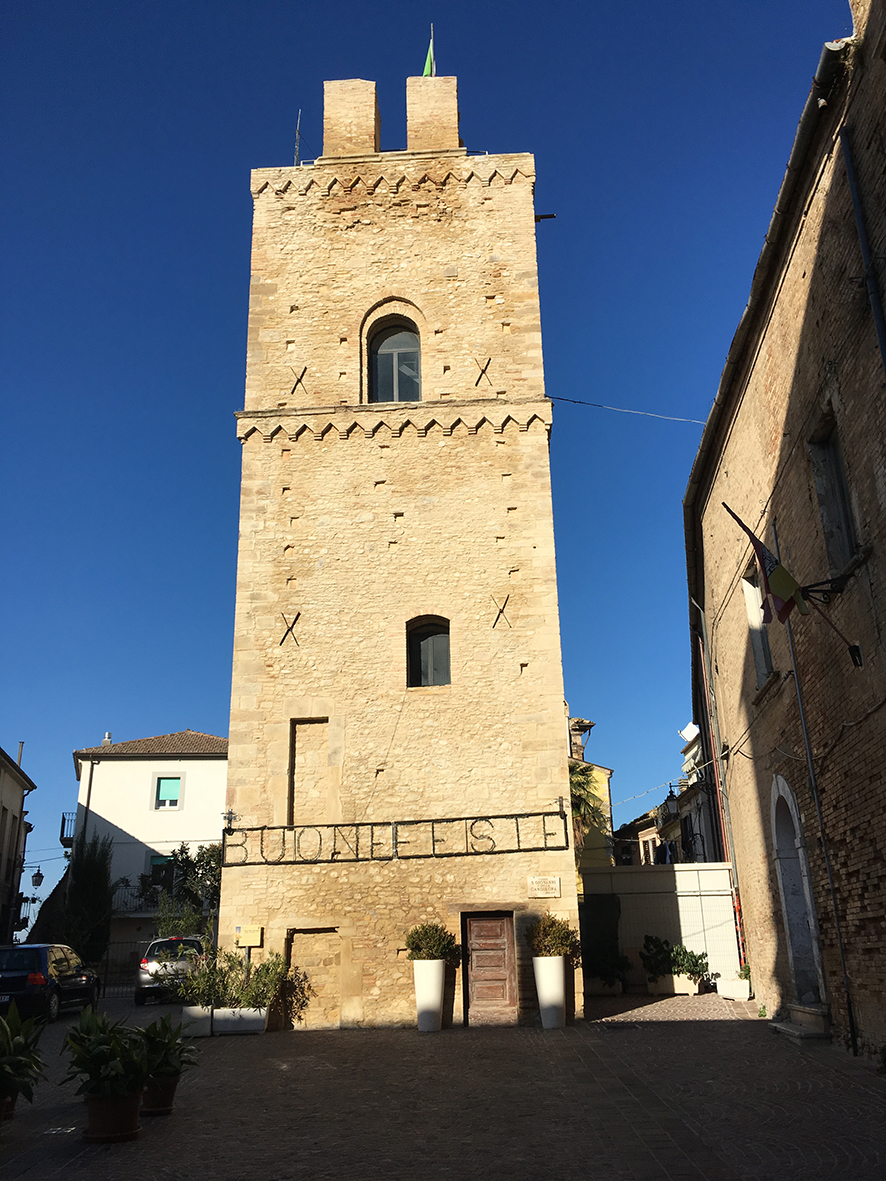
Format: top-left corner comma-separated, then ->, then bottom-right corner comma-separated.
155,777 -> 181,809
742,567 -> 774,688
808,425 -> 856,575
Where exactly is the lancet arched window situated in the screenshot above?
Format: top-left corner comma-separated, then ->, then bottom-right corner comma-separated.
369,323 -> 421,402
407,616 -> 450,686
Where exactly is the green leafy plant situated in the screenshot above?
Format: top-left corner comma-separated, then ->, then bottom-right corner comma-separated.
405,922 -> 459,962
63,1008 -> 149,1098
758,1004 -> 767,1019
738,963 -> 751,981
525,914 -> 582,965
0,1002 -> 45,1106
639,935 -> 673,982
156,892 -> 205,939
671,944 -> 712,985
171,945 -> 312,1018
141,1014 -> 199,1079
639,935 -> 712,984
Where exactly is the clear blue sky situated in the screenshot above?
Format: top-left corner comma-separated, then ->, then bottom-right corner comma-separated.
1,0 -> 853,899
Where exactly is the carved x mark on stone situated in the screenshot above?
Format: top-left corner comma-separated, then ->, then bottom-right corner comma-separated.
289,366 -> 308,396
491,594 -> 511,629
474,357 -> 493,387
279,611 -> 301,646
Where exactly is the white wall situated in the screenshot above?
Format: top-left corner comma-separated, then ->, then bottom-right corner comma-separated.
582,863 -> 742,986
75,756 -> 227,885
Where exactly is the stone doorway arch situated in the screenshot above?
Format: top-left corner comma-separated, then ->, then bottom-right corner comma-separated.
770,775 -> 826,1005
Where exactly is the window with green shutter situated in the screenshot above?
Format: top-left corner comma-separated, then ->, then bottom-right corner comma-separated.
155,777 -> 181,809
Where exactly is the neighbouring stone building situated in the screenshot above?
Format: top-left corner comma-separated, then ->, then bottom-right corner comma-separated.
217,73 -> 581,1027
0,744 -> 36,942
683,1 -> 886,1053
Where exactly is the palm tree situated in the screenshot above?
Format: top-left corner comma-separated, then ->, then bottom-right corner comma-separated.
569,760 -> 610,865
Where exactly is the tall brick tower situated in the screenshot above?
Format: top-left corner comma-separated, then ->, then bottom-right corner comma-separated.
218,75 -> 580,1027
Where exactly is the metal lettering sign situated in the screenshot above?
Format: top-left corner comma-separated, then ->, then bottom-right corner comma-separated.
222,809 -> 569,868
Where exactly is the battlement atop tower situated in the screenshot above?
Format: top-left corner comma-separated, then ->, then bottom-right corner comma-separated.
322,75 -> 460,159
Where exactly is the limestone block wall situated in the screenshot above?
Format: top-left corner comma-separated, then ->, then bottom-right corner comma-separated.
689,12 -> 886,1052
218,75 -> 580,1026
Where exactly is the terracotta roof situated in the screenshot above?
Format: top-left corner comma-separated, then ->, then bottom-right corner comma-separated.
74,730 -> 228,758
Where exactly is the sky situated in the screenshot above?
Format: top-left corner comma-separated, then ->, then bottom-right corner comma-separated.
1,0 -> 854,903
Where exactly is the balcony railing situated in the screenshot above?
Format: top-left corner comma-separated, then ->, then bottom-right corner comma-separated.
112,885 -> 158,914
59,812 -> 77,848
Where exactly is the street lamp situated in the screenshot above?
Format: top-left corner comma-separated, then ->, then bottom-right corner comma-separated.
31,868 -> 44,889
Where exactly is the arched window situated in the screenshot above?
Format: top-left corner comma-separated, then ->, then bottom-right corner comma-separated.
407,616 -> 450,686
369,323 -> 421,403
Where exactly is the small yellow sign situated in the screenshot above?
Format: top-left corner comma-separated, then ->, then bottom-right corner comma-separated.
234,924 -> 264,948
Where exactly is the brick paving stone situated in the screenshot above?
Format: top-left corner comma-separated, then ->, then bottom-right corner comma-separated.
0,997 -> 883,1180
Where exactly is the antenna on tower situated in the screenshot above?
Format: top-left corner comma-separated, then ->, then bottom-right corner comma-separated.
294,109 -> 302,166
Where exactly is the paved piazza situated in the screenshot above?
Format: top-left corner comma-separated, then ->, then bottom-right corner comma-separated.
2,995 -> 884,1180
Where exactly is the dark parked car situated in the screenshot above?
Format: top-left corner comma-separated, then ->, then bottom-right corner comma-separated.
0,944 -> 101,1021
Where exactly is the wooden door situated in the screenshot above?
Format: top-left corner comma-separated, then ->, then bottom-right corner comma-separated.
465,914 -> 518,1025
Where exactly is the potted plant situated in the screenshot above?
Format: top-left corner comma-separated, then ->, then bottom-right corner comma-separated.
0,1003 -> 45,1124
718,962 -> 753,1001
173,946 -> 311,1035
525,913 -> 582,1029
213,951 -> 291,1034
405,922 -> 458,1032
640,936 -> 713,995
63,1007 -> 149,1141
140,1014 -> 199,1115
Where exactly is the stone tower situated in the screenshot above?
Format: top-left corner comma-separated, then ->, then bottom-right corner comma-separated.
217,74 -> 581,1027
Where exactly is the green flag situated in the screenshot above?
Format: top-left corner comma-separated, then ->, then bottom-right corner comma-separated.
422,26 -> 435,77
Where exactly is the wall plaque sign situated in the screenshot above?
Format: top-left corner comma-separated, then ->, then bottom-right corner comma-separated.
234,924 -> 264,947
222,808 -> 569,868
528,875 -> 561,898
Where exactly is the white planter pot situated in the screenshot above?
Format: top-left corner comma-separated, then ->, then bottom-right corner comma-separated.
212,1007 -> 268,1035
532,956 -> 566,1029
182,1005 -> 213,1037
647,973 -> 696,996
718,977 -> 752,1001
413,960 -> 446,1032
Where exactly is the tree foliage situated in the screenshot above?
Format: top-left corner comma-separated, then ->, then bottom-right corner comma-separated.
137,842 -> 222,935
569,760 -> 610,865
63,830 -> 121,963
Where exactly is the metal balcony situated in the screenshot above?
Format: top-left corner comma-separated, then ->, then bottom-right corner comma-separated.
59,811 -> 77,848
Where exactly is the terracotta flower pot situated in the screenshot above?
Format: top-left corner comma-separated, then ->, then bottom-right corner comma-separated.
142,1073 -> 180,1116
83,1091 -> 142,1142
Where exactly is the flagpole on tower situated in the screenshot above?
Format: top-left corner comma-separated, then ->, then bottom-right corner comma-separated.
423,24 -> 436,77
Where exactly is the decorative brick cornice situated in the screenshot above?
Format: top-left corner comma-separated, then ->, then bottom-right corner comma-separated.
236,400 -> 551,443
251,156 -> 535,201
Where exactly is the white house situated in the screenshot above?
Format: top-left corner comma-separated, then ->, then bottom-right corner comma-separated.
69,730 -> 228,944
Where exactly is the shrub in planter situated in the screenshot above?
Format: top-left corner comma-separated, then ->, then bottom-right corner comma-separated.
405,922 -> 459,963
525,914 -> 582,964
525,914 -> 581,1030
172,946 -> 313,1033
0,1002 -> 45,1121
63,1008 -> 149,1141
405,923 -> 458,1033
141,1014 -> 198,1115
